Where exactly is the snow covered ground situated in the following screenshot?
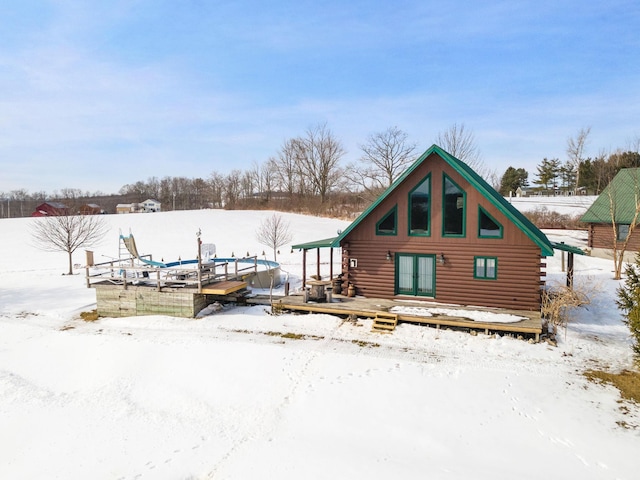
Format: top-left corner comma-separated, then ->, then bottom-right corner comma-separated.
507,195 -> 598,216
1,208 -> 639,480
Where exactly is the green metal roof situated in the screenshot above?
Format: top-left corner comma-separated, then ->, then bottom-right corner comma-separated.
292,237 -> 339,250
331,144 -> 554,256
550,241 -> 586,255
580,168 -> 640,224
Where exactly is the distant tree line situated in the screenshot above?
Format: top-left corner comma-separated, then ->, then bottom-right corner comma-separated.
2,123 -> 487,219
498,128 -> 640,197
4,124 -> 638,220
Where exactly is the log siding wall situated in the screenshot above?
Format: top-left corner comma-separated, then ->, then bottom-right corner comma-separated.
341,154 -> 545,311
588,223 -> 640,252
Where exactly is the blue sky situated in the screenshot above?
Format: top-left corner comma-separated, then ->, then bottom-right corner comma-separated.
1,0 -> 639,194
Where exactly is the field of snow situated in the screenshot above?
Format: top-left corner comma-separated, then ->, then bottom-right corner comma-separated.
1,208 -> 639,480
507,195 -> 598,216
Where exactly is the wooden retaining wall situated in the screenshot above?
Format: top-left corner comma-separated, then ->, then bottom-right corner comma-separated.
95,286 -> 208,318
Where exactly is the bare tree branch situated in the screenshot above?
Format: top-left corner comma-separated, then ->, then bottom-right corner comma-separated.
256,213 -> 293,261
435,123 -> 490,178
294,123 -> 346,203
566,126 -> 591,193
346,126 -> 417,202
31,214 -> 110,274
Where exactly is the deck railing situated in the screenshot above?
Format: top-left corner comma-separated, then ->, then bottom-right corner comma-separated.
85,254 -> 259,292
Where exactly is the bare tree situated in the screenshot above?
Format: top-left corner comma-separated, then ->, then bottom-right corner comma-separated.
294,123 -> 346,203
346,126 -> 417,201
273,139 -> 304,199
223,170 -> 242,209
606,170 -> 640,280
31,214 -> 110,275
567,126 -> 591,193
435,123 -> 482,169
208,172 -> 226,208
256,213 -> 293,261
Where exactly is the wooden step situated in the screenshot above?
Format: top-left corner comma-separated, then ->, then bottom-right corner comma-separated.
372,312 -> 398,333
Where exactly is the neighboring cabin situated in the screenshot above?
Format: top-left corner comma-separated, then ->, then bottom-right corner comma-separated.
298,145 -> 555,311
581,168 -> 640,262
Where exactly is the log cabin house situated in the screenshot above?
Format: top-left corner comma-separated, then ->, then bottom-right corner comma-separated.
581,167 -> 640,262
296,145 -> 555,311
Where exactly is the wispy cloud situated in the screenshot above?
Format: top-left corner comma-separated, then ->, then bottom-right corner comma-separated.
0,0 -> 639,193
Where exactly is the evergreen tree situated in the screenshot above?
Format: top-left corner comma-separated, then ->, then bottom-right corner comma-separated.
616,255 -> 640,363
559,160 -> 576,192
533,158 -> 561,191
498,166 -> 528,196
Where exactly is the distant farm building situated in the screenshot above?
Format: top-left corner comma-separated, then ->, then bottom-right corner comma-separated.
31,202 -> 69,217
79,204 -> 106,215
141,199 -> 161,212
116,199 -> 161,214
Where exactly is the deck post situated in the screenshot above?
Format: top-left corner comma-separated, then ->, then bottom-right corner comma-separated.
329,248 -> 334,280
566,252 -> 574,288
302,249 -> 307,288
197,235 -> 202,293
316,248 -> 321,279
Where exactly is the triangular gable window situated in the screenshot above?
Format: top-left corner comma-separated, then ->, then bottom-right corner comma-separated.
478,206 -> 503,238
376,205 -> 397,235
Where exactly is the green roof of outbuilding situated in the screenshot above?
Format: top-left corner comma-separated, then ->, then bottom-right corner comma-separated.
331,144 -> 554,256
580,168 -> 640,224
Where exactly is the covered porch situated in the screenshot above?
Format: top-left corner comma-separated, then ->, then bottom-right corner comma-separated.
291,237 -> 344,298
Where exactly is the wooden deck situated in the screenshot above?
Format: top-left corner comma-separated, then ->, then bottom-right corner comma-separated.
262,293 -> 543,340
201,281 -> 248,295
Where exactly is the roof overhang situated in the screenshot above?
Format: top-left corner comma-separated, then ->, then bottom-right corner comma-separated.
550,241 -> 586,255
291,237 -> 339,250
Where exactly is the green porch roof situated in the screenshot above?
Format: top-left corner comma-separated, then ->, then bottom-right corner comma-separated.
580,168 -> 640,224
292,237 -> 339,250
550,241 -> 586,255
330,144 -> 554,256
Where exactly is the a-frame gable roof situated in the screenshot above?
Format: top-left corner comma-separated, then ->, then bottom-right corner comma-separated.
580,168 -> 640,224
333,144 -> 554,256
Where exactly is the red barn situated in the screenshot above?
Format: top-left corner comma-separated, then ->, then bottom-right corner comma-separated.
32,202 -> 69,217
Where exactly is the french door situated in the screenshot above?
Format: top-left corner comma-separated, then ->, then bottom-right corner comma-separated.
396,254 -> 435,297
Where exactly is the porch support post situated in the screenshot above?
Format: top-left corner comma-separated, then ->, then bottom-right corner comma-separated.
302,249 -> 307,289
566,252 -> 574,288
316,248 -> 321,279
329,247 -> 334,280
